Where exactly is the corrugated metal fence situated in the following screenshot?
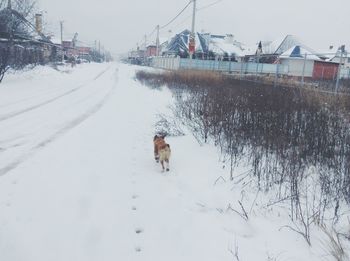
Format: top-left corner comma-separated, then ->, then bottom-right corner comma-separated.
151,56 -> 350,79
151,56 -> 289,75
150,56 -> 350,93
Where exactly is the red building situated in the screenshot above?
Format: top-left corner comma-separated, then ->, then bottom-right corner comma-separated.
76,46 -> 91,55
146,45 -> 157,57
62,41 -> 73,48
312,61 -> 339,80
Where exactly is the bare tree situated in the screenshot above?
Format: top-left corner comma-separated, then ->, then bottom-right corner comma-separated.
0,0 -> 39,82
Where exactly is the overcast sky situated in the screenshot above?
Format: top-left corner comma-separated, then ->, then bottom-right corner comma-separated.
37,0 -> 350,55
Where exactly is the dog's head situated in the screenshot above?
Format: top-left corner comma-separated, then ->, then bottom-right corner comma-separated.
153,133 -> 166,141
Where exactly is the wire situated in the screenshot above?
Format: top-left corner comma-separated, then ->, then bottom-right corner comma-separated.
147,27 -> 157,38
138,0 -> 225,48
167,0 -> 226,33
160,0 -> 193,30
197,0 -> 225,11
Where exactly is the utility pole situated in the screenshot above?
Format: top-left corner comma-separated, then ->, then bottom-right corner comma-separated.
335,45 -> 345,93
301,53 -> 307,87
156,25 -> 160,56
7,0 -> 11,9
60,21 -> 64,62
144,34 -> 147,61
189,0 -> 197,59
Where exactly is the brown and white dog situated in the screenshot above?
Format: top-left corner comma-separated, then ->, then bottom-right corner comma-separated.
153,134 -> 171,172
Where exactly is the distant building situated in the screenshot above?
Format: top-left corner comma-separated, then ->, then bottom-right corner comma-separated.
278,45 -> 339,80
245,35 -> 318,64
146,45 -> 157,57
327,48 -> 350,68
163,29 -> 249,60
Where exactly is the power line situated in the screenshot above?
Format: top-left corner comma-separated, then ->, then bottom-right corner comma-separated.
137,0 -> 226,49
160,0 -> 193,30
197,0 -> 225,11
147,27 -> 157,38
167,0 -> 226,33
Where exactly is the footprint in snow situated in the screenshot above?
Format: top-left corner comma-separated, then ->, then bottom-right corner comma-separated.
132,206 -> 137,211
132,194 -> 139,199
135,246 -> 142,252
135,228 -> 143,234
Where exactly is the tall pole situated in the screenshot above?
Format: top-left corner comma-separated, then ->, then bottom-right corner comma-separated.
60,21 -> 64,62
301,53 -> 307,87
156,25 -> 160,57
8,0 -> 11,9
335,45 -> 345,93
190,0 -> 197,59
144,34 -> 147,59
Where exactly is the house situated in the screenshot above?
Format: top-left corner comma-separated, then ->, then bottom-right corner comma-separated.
196,33 -> 249,61
164,29 -> 192,57
327,47 -> 350,68
163,29 -> 249,60
145,45 -> 157,57
278,45 -> 321,77
245,35 -> 317,64
278,45 -> 339,80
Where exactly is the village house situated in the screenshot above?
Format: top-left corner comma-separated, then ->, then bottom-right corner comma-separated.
278,45 -> 340,80
163,29 -> 249,60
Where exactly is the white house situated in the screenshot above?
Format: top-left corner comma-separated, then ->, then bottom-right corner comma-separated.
278,45 -> 322,77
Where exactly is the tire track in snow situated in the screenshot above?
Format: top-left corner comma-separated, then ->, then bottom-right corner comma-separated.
0,77 -> 116,177
0,66 -> 111,122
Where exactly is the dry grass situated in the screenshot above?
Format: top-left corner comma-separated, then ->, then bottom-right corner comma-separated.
136,70 -> 350,215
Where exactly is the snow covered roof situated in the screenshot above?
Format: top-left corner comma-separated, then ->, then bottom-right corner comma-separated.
198,33 -> 251,57
164,30 -> 250,57
253,35 -> 316,56
280,45 -> 321,61
49,37 -> 62,45
165,29 -> 191,53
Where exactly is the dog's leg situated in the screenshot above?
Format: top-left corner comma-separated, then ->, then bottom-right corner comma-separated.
154,153 -> 159,163
160,160 -> 165,172
165,159 -> 169,171
154,145 -> 159,162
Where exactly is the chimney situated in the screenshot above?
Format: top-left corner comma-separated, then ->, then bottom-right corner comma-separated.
35,14 -> 43,34
225,34 -> 234,44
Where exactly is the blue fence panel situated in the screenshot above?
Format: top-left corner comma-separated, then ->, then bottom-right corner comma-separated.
177,59 -> 288,75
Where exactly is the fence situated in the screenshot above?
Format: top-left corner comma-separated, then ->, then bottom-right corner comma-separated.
151,56 -> 350,93
151,56 -> 181,70
151,56 -> 288,75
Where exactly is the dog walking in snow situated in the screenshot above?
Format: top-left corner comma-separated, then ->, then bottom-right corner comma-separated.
153,134 -> 171,172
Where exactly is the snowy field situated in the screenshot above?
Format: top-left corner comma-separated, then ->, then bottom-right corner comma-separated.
0,62 -> 347,261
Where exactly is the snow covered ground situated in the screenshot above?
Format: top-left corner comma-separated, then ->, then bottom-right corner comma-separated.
0,62 -> 347,261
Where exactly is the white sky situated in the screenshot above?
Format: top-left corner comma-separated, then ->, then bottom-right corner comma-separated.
37,0 -> 350,55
